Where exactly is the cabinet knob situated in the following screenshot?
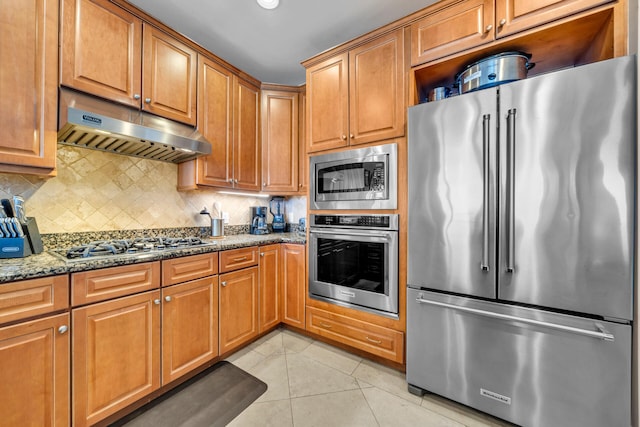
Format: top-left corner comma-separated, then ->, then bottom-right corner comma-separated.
349,134 -> 354,139
222,281 -> 228,287
485,24 -> 493,33
58,325 -> 68,334
133,94 -> 141,100
263,182 -> 266,187
229,179 -> 233,183
145,98 -> 152,104
234,179 -> 238,184
260,253 -> 264,257
165,296 -> 172,302
498,18 -> 506,27
341,135 -> 347,140
154,299 -> 161,305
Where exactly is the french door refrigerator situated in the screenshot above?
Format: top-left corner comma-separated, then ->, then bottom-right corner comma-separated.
407,55 -> 636,427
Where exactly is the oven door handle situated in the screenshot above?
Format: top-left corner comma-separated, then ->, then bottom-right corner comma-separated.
310,229 -> 395,240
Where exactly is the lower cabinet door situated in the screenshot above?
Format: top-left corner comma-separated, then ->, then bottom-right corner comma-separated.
282,243 -> 306,328
219,267 -> 258,354
72,290 -> 161,426
0,313 -> 70,427
259,244 -> 280,332
162,276 -> 219,384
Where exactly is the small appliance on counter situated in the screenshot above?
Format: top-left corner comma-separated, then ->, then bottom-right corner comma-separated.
250,206 -> 268,235
269,197 -> 286,233
0,196 -> 43,258
199,206 -> 224,238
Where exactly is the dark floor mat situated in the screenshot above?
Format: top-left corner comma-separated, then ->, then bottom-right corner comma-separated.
110,361 -> 267,427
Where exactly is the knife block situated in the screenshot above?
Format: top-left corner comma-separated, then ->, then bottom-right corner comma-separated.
0,237 -> 32,258
22,217 -> 43,254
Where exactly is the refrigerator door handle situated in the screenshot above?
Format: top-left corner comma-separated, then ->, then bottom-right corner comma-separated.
481,114 -> 490,272
415,295 -> 615,341
506,108 -> 517,273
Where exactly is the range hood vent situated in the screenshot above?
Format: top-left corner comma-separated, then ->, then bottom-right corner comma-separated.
58,88 -> 211,163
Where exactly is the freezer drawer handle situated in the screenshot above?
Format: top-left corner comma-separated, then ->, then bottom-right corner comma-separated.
415,296 -> 615,341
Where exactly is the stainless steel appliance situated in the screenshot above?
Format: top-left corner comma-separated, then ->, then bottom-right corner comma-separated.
309,143 -> 397,210
407,56 -> 636,427
269,197 -> 286,232
309,214 -> 399,317
250,206 -> 268,235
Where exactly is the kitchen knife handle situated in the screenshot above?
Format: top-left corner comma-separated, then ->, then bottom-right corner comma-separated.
506,109 -> 517,273
481,114 -> 490,272
1,199 -> 14,218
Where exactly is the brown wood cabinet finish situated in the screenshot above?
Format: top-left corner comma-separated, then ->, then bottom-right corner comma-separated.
233,77 -> 262,191
261,90 -> 299,193
219,267 -> 259,354
60,0 -> 142,108
219,246 -> 259,273
162,252 -> 218,286
0,313 -> 70,427
259,244 -> 281,332
72,290 -> 161,426
298,88 -> 309,193
281,244 -> 306,328
0,0 -> 58,175
0,275 -> 69,326
142,24 -> 197,125
161,276 -> 219,384
71,261 -> 160,306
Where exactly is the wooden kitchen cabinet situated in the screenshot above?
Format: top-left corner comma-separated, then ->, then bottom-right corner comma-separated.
259,244 -> 281,332
72,290 -> 161,426
219,266 -> 259,354
298,87 -> 309,194
0,275 -> 69,325
261,89 -> 299,193
281,243 -> 306,329
410,0 -> 614,66
305,28 -> 405,152
0,0 -> 58,175
178,57 -> 260,191
162,276 -> 219,384
0,313 -> 70,427
60,0 -> 197,125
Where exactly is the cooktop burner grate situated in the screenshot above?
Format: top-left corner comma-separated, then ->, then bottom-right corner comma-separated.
53,236 -> 210,260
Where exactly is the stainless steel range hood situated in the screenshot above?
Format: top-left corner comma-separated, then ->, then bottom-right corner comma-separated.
57,88 -> 211,163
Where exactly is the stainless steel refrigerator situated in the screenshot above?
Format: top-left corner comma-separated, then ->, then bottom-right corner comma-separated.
406,56 -> 636,427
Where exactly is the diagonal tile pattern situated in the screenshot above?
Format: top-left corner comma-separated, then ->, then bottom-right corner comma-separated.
226,329 -> 514,427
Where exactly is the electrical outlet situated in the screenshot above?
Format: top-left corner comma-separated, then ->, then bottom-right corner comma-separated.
221,212 -> 229,224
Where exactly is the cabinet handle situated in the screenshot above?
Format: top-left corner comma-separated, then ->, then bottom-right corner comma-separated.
233,256 -> 247,262
349,134 -> 354,139
365,336 -> 382,345
145,98 -> 152,103
133,94 -> 141,100
485,24 -> 493,33
341,134 -> 347,140
221,281 -> 228,287
319,322 -> 332,329
154,299 -> 161,305
165,296 -> 172,302
498,18 -> 506,27
234,179 -> 238,184
229,179 -> 233,183
58,325 -> 68,334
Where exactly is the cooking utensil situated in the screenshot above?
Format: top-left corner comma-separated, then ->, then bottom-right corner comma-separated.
455,51 -> 535,94
1,199 -> 14,218
428,86 -> 450,101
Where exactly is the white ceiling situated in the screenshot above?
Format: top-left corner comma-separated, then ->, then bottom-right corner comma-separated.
127,0 -> 439,86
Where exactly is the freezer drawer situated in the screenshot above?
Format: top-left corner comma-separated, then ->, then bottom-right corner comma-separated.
406,289 -> 631,427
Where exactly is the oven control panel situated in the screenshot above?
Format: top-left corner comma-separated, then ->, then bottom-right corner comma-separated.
311,214 -> 398,230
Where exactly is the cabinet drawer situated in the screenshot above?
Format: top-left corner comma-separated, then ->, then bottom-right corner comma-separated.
0,276 -> 69,326
71,262 -> 160,306
306,307 -> 404,363
219,247 -> 259,273
162,252 -> 218,286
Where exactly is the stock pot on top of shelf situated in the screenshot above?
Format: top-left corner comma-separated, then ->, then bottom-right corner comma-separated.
455,51 -> 535,94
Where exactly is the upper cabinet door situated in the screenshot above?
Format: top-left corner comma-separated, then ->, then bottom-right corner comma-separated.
0,0 -> 58,175
60,0 -> 142,108
349,29 -> 405,146
142,24 -> 197,125
494,0 -> 612,37
410,0 -> 494,66
197,55 -> 233,187
233,77 -> 261,191
306,53 -> 349,153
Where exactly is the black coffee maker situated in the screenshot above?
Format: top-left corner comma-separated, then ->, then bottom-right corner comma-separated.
250,206 -> 268,235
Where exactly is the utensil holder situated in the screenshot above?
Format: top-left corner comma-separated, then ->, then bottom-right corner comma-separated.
0,237 -> 32,258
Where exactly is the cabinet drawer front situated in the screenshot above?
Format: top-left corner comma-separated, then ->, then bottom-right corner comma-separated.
0,276 -> 69,325
306,307 -> 404,363
219,247 -> 259,273
72,262 -> 160,306
162,252 -> 218,286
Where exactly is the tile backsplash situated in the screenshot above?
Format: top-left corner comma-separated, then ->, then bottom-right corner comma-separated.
0,146 -> 307,234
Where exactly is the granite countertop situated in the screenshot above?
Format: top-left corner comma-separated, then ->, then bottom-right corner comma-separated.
0,232 -> 306,284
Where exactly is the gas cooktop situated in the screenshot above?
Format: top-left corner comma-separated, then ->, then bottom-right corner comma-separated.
49,236 -> 216,262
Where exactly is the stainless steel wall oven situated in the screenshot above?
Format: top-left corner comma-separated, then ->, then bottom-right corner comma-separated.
309,214 -> 399,317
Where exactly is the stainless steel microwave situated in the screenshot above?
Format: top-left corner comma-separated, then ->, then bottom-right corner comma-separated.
309,143 -> 397,210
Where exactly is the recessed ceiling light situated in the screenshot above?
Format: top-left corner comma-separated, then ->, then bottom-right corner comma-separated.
257,0 -> 279,9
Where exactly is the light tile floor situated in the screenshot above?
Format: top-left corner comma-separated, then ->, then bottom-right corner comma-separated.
225,328 -> 513,427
